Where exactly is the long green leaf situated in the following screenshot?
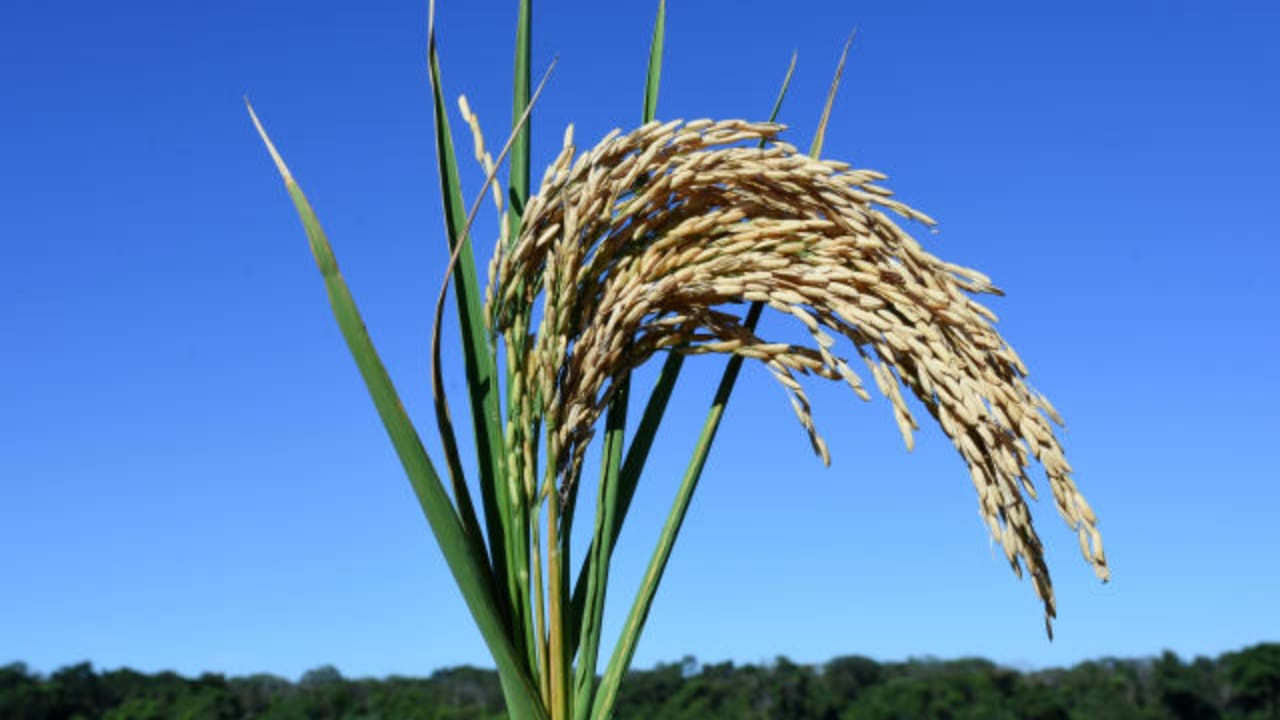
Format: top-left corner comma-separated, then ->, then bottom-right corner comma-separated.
246,101 -> 546,720
568,49 -> 797,647
566,346 -> 680,646
590,49 -> 812,719
510,0 -> 532,225
641,0 -> 665,125
588,369 -> 726,720
506,0 -> 539,680
616,48 -> 795,540
570,381 -> 628,720
427,2 -> 515,639
567,0 -> 667,678
429,53 -> 558,712
810,31 -> 854,158
591,0 -> 665,532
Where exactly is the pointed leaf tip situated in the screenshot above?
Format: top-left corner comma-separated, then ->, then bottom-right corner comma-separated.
245,99 -> 295,184
810,29 -> 857,159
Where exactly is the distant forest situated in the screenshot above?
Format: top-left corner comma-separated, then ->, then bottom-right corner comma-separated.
3,643 -> 1276,719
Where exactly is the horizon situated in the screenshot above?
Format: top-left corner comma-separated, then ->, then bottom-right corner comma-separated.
10,641 -> 1276,684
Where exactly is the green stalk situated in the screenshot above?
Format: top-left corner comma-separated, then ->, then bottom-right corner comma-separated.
429,54 -> 558,711
247,103 -> 546,720
594,0 -> 664,536
563,0 -> 665,681
507,0 -> 538,675
547,487 -> 570,720
531,502 -> 550,702
567,49 -> 798,654
570,382 -> 629,719
641,0 -> 665,128
809,31 -> 854,158
427,0 -> 513,621
509,0 -> 532,226
592,42 -> 840,718
589,341 -> 741,719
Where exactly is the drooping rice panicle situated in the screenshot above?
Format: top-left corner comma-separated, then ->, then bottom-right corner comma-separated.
486,119 -> 1108,630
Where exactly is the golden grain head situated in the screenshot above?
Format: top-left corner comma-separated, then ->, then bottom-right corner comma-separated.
484,118 -> 1108,630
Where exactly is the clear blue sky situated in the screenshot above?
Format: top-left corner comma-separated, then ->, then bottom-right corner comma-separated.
3,0 -> 1278,681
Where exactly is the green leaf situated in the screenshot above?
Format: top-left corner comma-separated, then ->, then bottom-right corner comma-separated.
641,0 -> 665,124
568,0 -> 668,678
570,382 -> 629,720
588,50 -> 803,720
810,31 -> 854,158
510,0 -> 533,225
569,50 -> 797,640
427,3 -> 515,642
246,100 -> 545,720
506,0 -> 539,680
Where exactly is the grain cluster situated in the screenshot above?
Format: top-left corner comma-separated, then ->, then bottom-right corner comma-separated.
484,118 -> 1108,629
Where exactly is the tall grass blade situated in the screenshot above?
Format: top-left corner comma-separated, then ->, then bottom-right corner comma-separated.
569,50 -> 797,646
426,0 -> 513,630
641,0 -> 665,125
595,0 -> 667,551
246,100 -> 546,720
613,47 -> 795,548
589,52 -> 803,719
569,383 -> 628,719
429,55 -> 557,714
770,51 -> 799,133
810,31 -> 854,158
510,0 -> 532,231
588,373 -> 726,720
567,0 -> 667,671
507,0 -> 538,677
595,0 -> 665,533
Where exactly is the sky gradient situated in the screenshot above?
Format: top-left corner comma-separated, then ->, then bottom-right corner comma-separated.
2,0 -> 1278,681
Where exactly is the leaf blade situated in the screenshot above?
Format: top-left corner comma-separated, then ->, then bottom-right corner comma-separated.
641,0 -> 666,125
247,100 -> 545,720
587,51 -> 803,719
427,5 -> 515,639
506,0 -> 539,681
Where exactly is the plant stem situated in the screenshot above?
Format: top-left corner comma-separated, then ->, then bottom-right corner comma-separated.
570,380 -> 629,719
248,101 -> 547,720
547,488 -> 570,720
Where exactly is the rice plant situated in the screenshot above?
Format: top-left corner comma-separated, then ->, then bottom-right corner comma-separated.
248,3 -> 1108,718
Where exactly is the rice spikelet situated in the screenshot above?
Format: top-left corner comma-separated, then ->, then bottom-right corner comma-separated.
485,118 -> 1108,631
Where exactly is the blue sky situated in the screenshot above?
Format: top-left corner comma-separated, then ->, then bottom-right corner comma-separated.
3,0 -> 1278,681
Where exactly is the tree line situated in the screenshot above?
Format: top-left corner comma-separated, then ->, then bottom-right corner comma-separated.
1,643 -> 1275,719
